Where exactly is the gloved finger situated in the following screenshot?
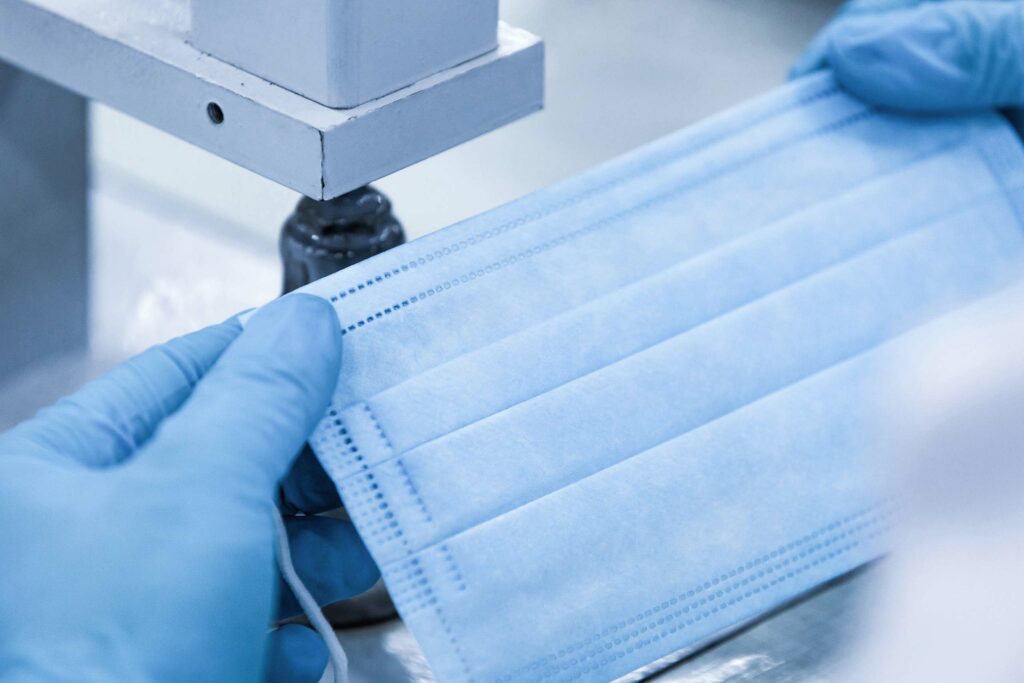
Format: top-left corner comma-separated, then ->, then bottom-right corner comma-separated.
0,321 -> 240,467
265,624 -> 329,683
789,0 -> 919,79
139,294 -> 342,496
277,516 -> 380,620
827,1 -> 1024,111
279,445 -> 343,515
786,0 -> 999,79
789,28 -> 836,79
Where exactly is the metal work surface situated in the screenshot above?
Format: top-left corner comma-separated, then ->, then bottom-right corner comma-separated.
0,0 -> 543,199
646,571 -> 867,682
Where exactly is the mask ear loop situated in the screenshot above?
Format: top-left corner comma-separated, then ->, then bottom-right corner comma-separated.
273,508 -> 350,683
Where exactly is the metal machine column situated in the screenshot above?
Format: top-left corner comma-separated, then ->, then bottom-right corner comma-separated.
0,62 -> 88,380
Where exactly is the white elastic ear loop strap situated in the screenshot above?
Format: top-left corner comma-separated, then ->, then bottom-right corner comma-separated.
273,508 -> 350,683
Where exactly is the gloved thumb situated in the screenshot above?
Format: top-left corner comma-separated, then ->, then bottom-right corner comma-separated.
138,294 -> 341,496
827,1 -> 1024,112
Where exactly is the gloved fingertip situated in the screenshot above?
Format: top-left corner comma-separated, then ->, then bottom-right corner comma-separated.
234,294 -> 341,387
827,3 -> 1024,112
828,13 -> 895,50
247,293 -> 339,332
825,14 -> 919,109
163,320 -> 244,361
239,294 -> 342,391
265,624 -> 330,683
787,58 -> 820,81
138,292 -> 342,490
825,14 -> 893,70
788,33 -> 832,80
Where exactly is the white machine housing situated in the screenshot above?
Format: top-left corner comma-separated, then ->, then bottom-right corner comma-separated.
191,0 -> 501,109
0,0 -> 544,199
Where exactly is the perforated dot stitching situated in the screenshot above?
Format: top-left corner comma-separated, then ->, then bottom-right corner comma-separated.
501,506 -> 892,681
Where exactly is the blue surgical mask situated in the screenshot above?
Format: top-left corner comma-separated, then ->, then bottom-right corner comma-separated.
293,72 -> 1024,682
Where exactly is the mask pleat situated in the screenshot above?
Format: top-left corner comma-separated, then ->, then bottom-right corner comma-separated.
308,95 -> 970,409
347,146 -> 1002,464
338,198 -> 1024,568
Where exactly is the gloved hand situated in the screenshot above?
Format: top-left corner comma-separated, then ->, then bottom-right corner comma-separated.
0,295 -> 379,683
791,0 -> 1024,116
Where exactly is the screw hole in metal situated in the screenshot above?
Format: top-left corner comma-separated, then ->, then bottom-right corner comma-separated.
206,102 -> 224,125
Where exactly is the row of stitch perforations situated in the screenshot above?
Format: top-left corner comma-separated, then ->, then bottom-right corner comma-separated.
334,108 -> 876,338
337,465 -> 406,548
395,457 -> 433,525
371,407 -> 469,592
312,409 -> 438,628
498,504 -> 893,682
356,406 -> 433,557
551,515 -> 891,683
336,405 -> 473,680
378,544 -> 474,681
326,85 -> 842,305
318,402 -> 446,566
385,543 -> 468,616
381,560 -> 473,683
384,556 -> 433,615
335,407 -> 414,558
311,405 -> 365,475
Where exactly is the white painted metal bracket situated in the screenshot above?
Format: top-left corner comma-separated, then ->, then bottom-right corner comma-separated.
0,0 -> 544,199
190,0 -> 500,109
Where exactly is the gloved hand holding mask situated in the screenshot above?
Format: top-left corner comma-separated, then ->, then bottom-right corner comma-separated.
0,295 -> 377,683
792,0 -> 1024,121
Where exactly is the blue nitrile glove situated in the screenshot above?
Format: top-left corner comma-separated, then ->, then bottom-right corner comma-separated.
791,0 -> 1024,119
0,294 -> 379,683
